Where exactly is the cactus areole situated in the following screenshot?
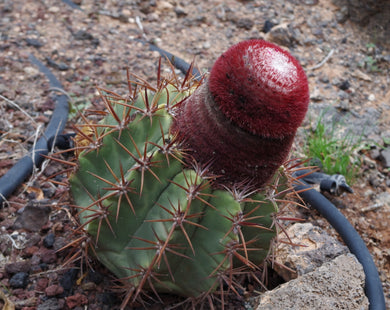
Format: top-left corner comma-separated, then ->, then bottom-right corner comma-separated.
69,40 -> 309,306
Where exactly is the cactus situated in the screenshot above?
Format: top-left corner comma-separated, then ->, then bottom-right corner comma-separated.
66,40 -> 309,307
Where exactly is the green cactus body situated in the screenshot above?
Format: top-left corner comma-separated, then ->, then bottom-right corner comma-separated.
68,40 -> 309,306
70,80 -> 284,299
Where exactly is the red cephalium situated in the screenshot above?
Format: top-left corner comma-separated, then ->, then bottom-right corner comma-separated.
173,40 -> 310,188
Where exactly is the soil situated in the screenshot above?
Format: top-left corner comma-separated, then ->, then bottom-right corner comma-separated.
0,0 -> 389,309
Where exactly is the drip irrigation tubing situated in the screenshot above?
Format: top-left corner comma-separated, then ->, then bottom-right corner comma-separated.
0,54 -> 69,205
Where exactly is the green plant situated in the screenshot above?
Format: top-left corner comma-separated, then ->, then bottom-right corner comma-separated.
305,113 -> 362,183
359,44 -> 381,73
68,93 -> 92,120
58,40 -> 310,308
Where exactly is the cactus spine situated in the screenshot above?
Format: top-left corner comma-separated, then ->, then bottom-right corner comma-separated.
67,40 -> 309,306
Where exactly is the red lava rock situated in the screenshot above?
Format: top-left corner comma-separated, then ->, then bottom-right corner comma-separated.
12,204 -> 51,232
30,253 -> 41,266
35,277 -> 49,291
66,293 -> 88,309
23,245 -> 39,258
5,261 -> 31,274
45,284 -> 64,296
39,248 -> 57,264
12,288 -> 34,299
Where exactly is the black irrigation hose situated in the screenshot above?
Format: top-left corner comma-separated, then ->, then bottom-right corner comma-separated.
0,54 -> 69,205
61,0 -> 83,11
146,42 -> 203,81
295,182 -> 386,310
147,43 -> 386,309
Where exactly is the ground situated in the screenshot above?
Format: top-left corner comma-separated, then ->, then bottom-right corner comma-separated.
0,0 -> 389,309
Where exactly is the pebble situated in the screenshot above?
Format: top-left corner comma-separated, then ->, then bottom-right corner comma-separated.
43,233 -> 55,248
23,66 -> 40,77
35,277 -> 49,291
380,147 -> 390,168
48,6 -> 60,13
37,298 -> 61,310
9,272 -> 29,288
175,5 -> 187,17
5,260 -> 31,274
66,293 -> 88,309
80,281 -> 96,291
13,204 -> 51,232
25,38 -> 44,48
265,23 -> 298,47
263,20 -> 275,33
370,148 -> 381,160
45,284 -> 64,296
60,268 -> 79,292
39,248 -> 57,264
235,17 -> 254,30
338,80 -> 350,90
87,270 -> 104,284
335,6 -> 349,23
97,292 -> 118,306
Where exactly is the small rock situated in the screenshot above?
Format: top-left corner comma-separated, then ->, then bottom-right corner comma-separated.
80,281 -> 96,291
23,66 -> 40,77
87,270 -> 104,284
256,254 -> 369,310
368,171 -> 384,187
45,284 -> 64,296
97,292 -> 118,306
48,6 -> 60,13
235,18 -> 254,30
335,6 -> 349,23
380,147 -> 390,168
377,191 -> 390,206
39,248 -> 57,264
263,20 -> 275,33
13,203 -> 51,232
275,223 -> 348,281
35,277 -> 49,291
1,0 -> 13,13
369,148 -> 381,160
37,298 -> 60,310
43,233 -> 55,248
60,268 -> 79,292
5,261 -> 31,274
9,272 -> 29,288
73,30 -> 94,40
66,293 -> 88,309
338,80 -> 350,90
174,5 -> 187,17
157,0 -> 173,11
265,23 -> 298,47
73,30 -> 99,46
301,0 -> 318,4
25,38 -> 44,48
